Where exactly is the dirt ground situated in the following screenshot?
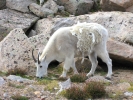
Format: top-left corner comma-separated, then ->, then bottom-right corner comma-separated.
0,66 -> 133,100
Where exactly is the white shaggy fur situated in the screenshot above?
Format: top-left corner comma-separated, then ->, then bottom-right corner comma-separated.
34,22 -> 112,79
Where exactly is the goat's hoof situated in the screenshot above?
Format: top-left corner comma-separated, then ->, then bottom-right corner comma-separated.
86,73 -> 94,77
105,77 -> 111,80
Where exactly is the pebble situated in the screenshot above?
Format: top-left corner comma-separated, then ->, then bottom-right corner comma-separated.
34,91 -> 42,97
3,93 -> 8,98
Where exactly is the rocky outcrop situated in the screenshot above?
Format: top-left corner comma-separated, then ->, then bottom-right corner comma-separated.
0,28 -> 36,75
0,9 -> 39,41
6,0 -> 37,13
34,11 -> 133,64
1,11 -> 133,75
0,28 -> 49,76
107,39 -> 133,64
100,0 -> 133,12
35,12 -> 133,44
0,0 -> 6,10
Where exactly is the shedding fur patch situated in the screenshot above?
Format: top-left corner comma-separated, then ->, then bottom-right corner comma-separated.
70,23 -> 103,63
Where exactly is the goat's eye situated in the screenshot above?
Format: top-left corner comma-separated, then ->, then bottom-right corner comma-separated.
40,66 -> 42,68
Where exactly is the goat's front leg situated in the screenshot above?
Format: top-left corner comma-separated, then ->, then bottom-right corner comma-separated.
60,57 -> 73,78
86,52 -> 98,77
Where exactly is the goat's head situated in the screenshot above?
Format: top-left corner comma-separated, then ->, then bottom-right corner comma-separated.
32,49 -> 48,78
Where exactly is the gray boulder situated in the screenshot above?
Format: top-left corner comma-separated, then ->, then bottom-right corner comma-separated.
6,0 -> 37,13
56,0 -> 94,15
0,28 -> 49,76
0,9 -> 39,41
100,0 -> 133,12
0,28 -> 36,75
7,75 -> 33,83
107,39 -> 133,64
29,0 -> 58,18
42,0 -> 58,14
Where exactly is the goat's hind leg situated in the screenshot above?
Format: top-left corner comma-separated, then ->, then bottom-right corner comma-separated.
98,50 -> 112,79
71,58 -> 79,75
86,52 -> 98,77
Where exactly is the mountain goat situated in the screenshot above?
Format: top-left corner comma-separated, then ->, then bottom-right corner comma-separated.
32,22 -> 112,79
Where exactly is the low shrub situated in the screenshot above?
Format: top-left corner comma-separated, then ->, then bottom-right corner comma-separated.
84,81 -> 106,99
6,68 -> 27,76
60,86 -> 89,100
8,82 -> 25,89
11,94 -> 28,100
70,73 -> 87,82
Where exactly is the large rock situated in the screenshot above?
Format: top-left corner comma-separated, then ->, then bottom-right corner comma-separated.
56,0 -> 94,15
0,28 -> 35,75
35,18 -> 75,35
0,0 -> 6,10
126,5 -> 133,13
6,0 -> 37,13
0,28 -> 49,76
100,0 -> 133,12
42,0 -> 58,14
28,34 -> 49,52
35,12 -> 133,44
107,39 -> 133,63
29,0 -> 58,18
0,9 -> 39,41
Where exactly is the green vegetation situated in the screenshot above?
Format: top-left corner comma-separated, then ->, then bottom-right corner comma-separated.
128,83 -> 133,92
6,68 -> 27,76
36,77 -> 53,85
108,91 -> 122,99
60,81 -> 106,99
70,73 -> 87,83
0,71 -> 7,76
60,86 -> 89,100
91,0 -> 101,12
44,80 -> 59,92
11,94 -> 29,100
8,82 -> 25,89
84,81 -> 106,99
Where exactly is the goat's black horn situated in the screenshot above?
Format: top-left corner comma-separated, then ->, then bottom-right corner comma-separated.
32,49 -> 37,62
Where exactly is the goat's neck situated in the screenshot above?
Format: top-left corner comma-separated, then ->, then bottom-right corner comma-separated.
40,47 -> 55,65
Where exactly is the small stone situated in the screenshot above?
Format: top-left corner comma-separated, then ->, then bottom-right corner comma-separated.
41,96 -> 47,100
17,79 -> 23,83
0,77 -> 5,86
3,93 -> 8,98
54,87 -> 59,90
34,91 -> 42,98
124,92 -> 133,97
